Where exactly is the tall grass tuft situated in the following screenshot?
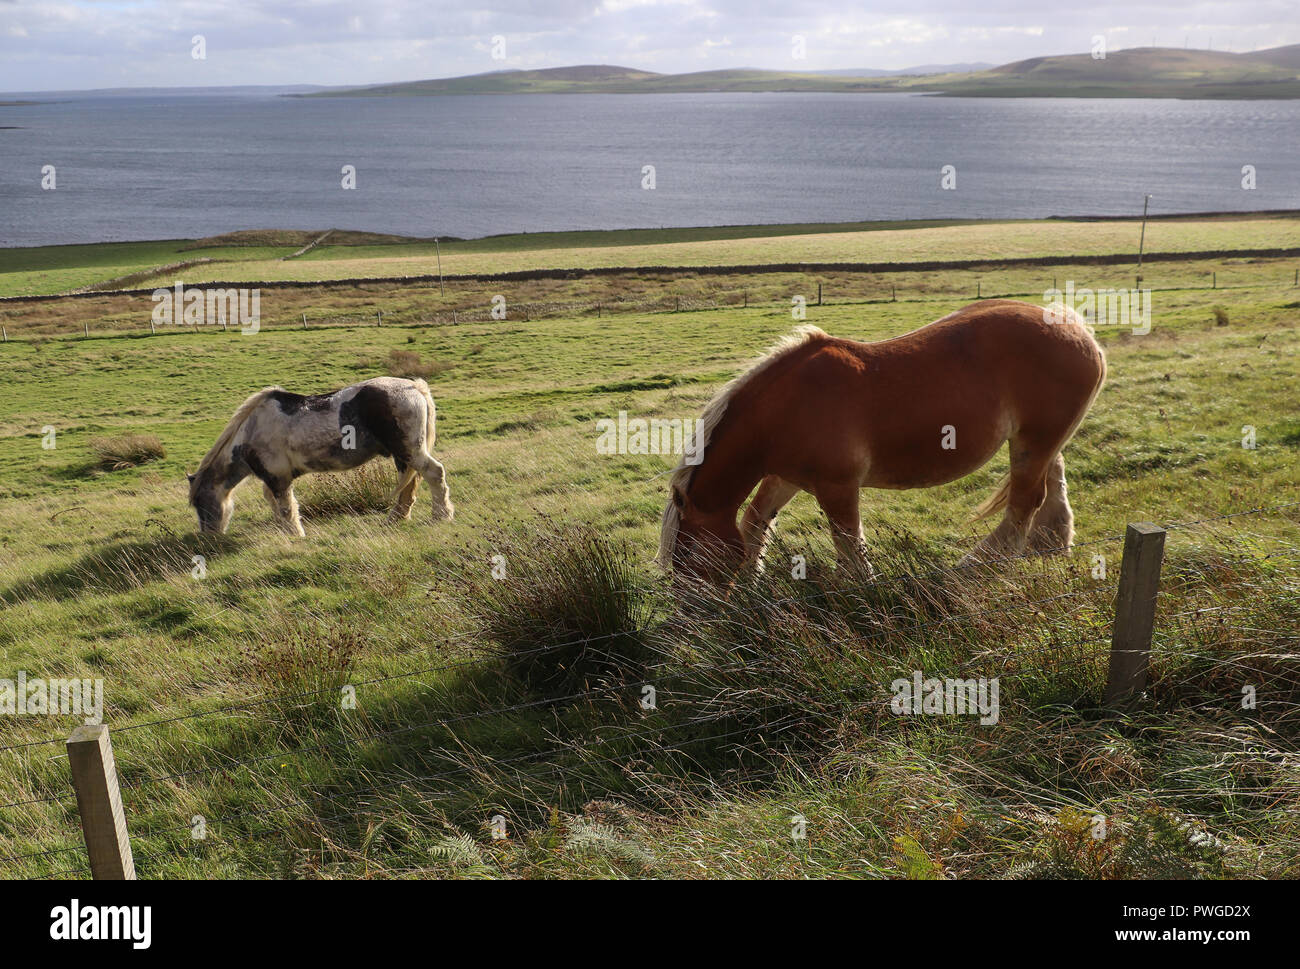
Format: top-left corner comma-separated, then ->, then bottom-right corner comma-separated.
241,612 -> 365,728
296,463 -> 397,518
385,349 -> 453,380
464,526 -> 660,694
89,432 -> 166,470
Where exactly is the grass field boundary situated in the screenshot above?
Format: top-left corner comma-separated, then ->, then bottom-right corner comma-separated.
68,257 -> 218,295
281,230 -> 334,261
4,245 -> 1299,304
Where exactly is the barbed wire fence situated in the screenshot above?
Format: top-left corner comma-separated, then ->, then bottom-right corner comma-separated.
1,498 -> 1297,879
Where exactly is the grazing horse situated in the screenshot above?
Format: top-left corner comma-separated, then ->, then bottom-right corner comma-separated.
188,376 -> 454,535
659,299 -> 1105,582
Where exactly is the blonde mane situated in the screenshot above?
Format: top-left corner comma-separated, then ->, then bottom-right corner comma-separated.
657,325 -> 828,567
194,386 -> 284,475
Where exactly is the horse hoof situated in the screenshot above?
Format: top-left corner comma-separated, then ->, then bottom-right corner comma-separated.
433,502 -> 455,522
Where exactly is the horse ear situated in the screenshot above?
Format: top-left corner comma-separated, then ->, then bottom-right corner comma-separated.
186,472 -> 195,483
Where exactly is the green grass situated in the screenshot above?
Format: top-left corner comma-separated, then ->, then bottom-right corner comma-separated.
0,220 -> 1297,879
0,242 -> 296,298
4,214 -> 1298,299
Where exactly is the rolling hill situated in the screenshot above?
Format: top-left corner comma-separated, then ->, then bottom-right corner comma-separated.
307,46 -> 1300,99
940,45 -> 1300,97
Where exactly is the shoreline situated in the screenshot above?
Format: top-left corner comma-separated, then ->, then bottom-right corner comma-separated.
4,209 -> 1300,255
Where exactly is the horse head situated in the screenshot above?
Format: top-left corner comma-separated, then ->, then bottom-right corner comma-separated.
188,469 -> 233,534
664,481 -> 745,584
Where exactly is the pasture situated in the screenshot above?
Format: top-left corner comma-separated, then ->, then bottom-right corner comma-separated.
2,212 -> 1299,298
1,219 -> 1298,879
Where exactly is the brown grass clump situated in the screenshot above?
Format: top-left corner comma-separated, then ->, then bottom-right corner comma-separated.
90,432 -> 166,469
384,348 -> 454,379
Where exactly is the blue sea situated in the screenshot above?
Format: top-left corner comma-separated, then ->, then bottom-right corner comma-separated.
2,90 -> 1298,246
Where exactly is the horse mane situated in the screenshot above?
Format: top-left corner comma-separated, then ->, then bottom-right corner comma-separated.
194,387 -> 284,476
657,324 -> 828,567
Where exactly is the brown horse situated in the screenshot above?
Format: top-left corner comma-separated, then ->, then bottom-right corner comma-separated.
659,299 -> 1106,582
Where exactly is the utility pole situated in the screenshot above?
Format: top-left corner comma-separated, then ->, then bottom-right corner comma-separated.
435,237 -> 444,296
1136,194 -> 1152,284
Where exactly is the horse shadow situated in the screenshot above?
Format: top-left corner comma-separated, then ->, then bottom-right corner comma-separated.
1,531 -> 242,604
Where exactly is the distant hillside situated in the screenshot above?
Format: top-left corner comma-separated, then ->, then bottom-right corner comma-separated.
1241,43 -> 1300,69
801,63 -> 996,77
945,45 -> 1300,97
308,46 -> 1300,99
300,64 -> 910,97
305,65 -> 663,97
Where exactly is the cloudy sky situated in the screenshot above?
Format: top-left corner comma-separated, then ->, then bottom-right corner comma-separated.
2,0 -> 1298,92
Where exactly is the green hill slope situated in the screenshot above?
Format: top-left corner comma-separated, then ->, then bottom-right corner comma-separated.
309,46 -> 1300,99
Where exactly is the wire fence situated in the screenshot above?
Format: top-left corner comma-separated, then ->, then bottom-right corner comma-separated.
1,497 -> 1296,878
2,256 -> 1297,340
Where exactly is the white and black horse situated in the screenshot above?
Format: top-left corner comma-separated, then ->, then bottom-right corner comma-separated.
187,377 -> 454,535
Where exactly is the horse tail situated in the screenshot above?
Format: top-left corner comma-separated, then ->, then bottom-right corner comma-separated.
412,378 -> 437,449
971,474 -> 1011,521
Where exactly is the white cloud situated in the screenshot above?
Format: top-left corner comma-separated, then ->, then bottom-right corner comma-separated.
1,0 -> 1297,91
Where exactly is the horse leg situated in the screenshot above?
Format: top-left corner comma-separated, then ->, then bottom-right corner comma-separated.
262,482 -> 278,525
263,482 -> 305,537
740,476 -> 800,571
387,461 -> 420,522
1026,453 -> 1074,554
814,483 -> 873,578
413,452 -> 454,521
963,436 -> 1053,564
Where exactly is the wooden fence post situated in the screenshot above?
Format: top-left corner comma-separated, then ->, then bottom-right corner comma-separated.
1104,522 -> 1167,710
817,282 -> 822,306
67,724 -> 135,880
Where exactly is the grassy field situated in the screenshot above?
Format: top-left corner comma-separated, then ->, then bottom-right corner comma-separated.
0,241 -> 298,299
3,214 -> 1299,299
0,220 -> 1297,879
